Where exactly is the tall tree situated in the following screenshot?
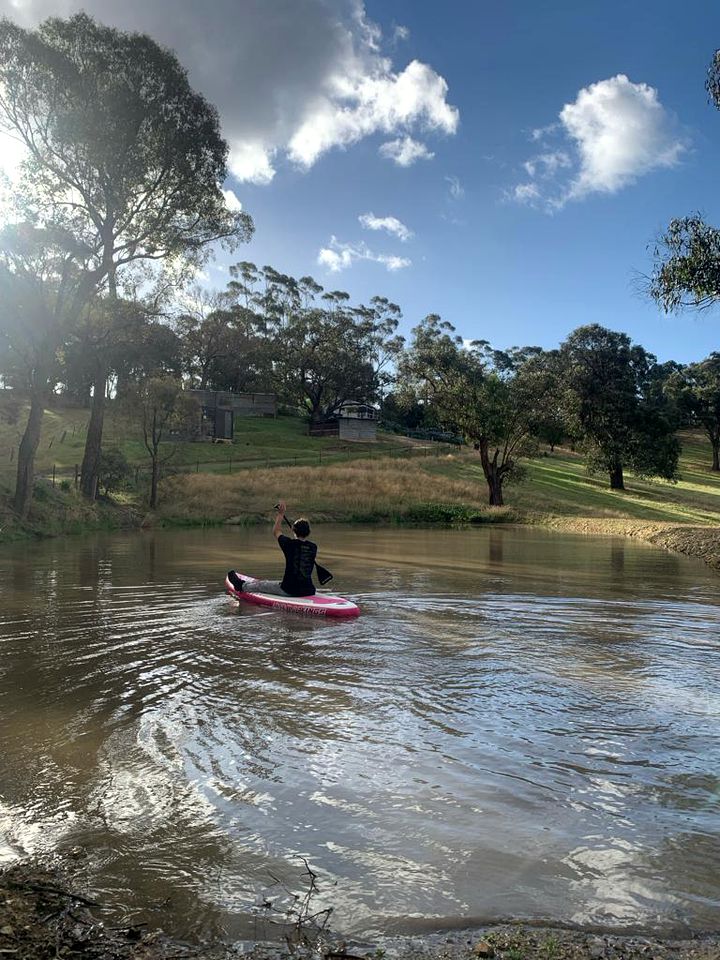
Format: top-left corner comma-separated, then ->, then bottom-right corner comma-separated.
275,286 -> 403,423
559,325 -> 679,489
668,354 -> 720,470
0,13 -> 253,498
399,316 -> 552,506
0,222 -> 91,517
649,50 -> 720,311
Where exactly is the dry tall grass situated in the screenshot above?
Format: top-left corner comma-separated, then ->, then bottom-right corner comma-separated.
158,456 -> 502,523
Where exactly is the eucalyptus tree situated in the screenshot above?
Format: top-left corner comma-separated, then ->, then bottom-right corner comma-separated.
0,222 -> 92,516
649,50 -> 720,311
559,325 -> 679,489
399,316 -> 552,506
273,282 -> 402,423
0,13 -> 253,498
668,354 -> 720,470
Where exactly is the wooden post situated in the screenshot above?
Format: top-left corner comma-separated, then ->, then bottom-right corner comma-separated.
229,456 -> 232,474
196,460 -> 199,473
52,464 -> 56,487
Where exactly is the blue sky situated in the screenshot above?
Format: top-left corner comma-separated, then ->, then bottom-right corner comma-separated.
231,0 -> 720,364
2,0 -> 720,362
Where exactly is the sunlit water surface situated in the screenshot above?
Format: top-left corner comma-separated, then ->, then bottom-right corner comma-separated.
0,525 -> 719,941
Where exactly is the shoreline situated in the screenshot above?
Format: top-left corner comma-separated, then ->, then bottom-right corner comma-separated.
1,493 -> 719,577
2,864 -> 719,960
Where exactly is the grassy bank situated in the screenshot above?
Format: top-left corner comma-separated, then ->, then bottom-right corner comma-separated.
154,436 -> 720,571
2,391 -> 719,571
156,433 -> 720,528
0,478 -> 138,543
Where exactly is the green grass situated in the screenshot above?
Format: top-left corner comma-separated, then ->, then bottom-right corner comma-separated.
2,392 -> 720,536
0,395 -> 438,484
420,435 -> 720,526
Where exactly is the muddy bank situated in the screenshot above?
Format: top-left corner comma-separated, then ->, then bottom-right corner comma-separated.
2,865 -> 718,960
536,517 -> 720,574
0,863 -> 233,958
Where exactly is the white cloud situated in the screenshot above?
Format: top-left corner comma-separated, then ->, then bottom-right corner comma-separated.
393,24 -> 410,43
445,175 -> 464,199
287,58 -> 458,170
227,141 -> 276,186
511,182 -> 541,204
378,135 -> 434,166
522,151 -> 571,178
317,236 -> 411,273
511,75 -> 687,210
0,1 -> 458,185
358,212 -> 413,241
560,74 -> 686,199
222,188 -> 243,211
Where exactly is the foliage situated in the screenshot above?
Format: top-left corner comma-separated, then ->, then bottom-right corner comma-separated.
97,446 -> 132,496
0,222 -> 92,516
0,12 -> 253,498
0,13 -> 252,274
398,315 -> 552,505
649,215 -> 720,312
124,377 -> 200,507
648,50 -> 720,312
559,324 -> 679,489
667,353 -> 720,469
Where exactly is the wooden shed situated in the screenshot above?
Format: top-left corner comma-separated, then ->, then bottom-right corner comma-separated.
188,390 -> 276,440
308,403 -> 378,441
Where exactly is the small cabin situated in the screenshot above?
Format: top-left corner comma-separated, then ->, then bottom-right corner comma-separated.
187,390 -> 276,440
308,403 -> 378,441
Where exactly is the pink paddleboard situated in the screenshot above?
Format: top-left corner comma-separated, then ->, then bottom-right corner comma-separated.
225,573 -> 360,619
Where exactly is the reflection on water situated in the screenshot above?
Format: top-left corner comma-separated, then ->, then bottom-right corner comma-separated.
0,525 -> 719,940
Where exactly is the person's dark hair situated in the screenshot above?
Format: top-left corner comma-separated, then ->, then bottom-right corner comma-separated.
293,518 -> 311,538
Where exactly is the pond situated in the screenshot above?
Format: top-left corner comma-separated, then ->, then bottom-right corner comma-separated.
0,525 -> 718,942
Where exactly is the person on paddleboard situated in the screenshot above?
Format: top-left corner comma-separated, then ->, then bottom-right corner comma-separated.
229,500 -> 317,597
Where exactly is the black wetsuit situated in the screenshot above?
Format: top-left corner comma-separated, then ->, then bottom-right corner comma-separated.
278,534 -> 317,596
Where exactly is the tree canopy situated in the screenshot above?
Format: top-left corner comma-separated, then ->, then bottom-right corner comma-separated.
0,12 -> 253,499
649,49 -> 720,312
559,324 -> 679,490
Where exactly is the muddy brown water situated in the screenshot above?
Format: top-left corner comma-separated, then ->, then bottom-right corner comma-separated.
0,525 -> 719,943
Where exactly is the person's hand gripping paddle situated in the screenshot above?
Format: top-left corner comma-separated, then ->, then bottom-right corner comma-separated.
273,504 -> 333,586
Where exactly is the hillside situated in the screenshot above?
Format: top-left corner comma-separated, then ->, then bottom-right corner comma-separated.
2,395 -> 720,558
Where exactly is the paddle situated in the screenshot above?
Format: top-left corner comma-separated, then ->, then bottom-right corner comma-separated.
273,505 -> 334,586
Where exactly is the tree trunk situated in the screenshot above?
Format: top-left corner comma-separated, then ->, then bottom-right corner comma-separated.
487,470 -> 504,506
13,390 -> 45,518
478,439 -> 504,506
609,462 -> 625,490
149,455 -> 159,509
711,439 -> 720,472
80,361 -> 107,499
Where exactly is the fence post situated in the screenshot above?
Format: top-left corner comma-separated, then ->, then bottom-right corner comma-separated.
196,460 -> 199,473
229,456 -> 232,474
52,464 -> 56,487
10,447 -> 13,463
135,467 -> 139,487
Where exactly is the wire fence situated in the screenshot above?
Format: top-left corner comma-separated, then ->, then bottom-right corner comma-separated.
1,435 -> 460,491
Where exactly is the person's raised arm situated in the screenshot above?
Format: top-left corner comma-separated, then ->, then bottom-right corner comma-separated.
273,500 -> 287,539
